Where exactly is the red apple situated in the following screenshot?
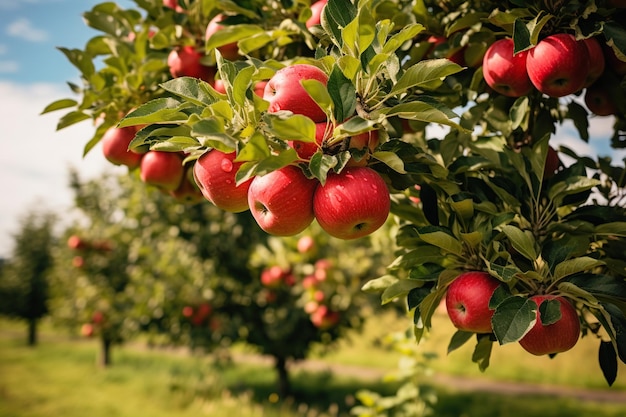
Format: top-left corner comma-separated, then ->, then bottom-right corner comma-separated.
253,80 -> 268,97
247,165 -> 318,236
519,295 -> 580,356
182,306 -> 194,318
346,129 -> 380,167
163,0 -> 183,12
310,305 -> 340,330
92,311 -> 104,325
67,235 -> 88,250
205,14 -> 239,61
139,151 -> 185,191
313,167 -> 390,239
297,235 -> 315,253
213,78 -> 227,94
544,146 -> 560,179
289,121 -> 331,160
526,33 -> 590,97
445,271 -> 501,333
193,150 -> 253,213
261,265 -> 287,287
306,0 -> 327,28
80,323 -> 94,337
72,256 -> 84,268
584,82 -> 618,116
167,46 -> 215,81
482,38 -> 533,97
582,37 -> 606,87
101,126 -> 143,169
263,64 -> 329,122
604,44 -> 626,76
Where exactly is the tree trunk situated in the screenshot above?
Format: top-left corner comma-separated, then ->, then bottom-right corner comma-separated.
98,337 -> 112,367
274,356 -> 291,398
27,318 -> 37,346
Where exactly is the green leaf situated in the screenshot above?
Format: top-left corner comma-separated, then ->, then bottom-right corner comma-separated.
384,101 -> 464,132
538,298 -> 562,326
382,279 -> 424,305
568,101 -> 590,142
501,225 -> 537,261
361,275 -> 397,293
309,152 -> 338,185
41,98 -> 77,115
263,113 -> 317,142
372,151 -> 406,174
447,330 -> 474,354
301,79 -> 332,118
472,335 -> 493,371
389,59 -> 464,95
553,257 -> 605,281
599,340 -> 618,386
160,77 -> 218,106
327,65 -> 356,122
206,24 -> 264,52
548,176 -> 601,204
321,0 -> 356,49
492,296 -> 536,344
417,231 -> 463,257
118,98 -> 189,127
56,110 -> 91,130
382,23 -> 424,54
595,222 -> 626,237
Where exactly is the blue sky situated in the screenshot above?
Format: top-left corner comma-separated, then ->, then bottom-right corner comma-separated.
0,0 -> 623,258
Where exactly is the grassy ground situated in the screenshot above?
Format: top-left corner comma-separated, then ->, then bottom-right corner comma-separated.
2,316 -> 626,417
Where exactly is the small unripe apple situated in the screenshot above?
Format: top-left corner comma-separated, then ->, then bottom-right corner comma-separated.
263,64 -> 329,122
313,167 -> 390,239
248,165 -> 318,236
193,150 -> 253,213
101,126 -> 143,169
445,271 -> 501,333
482,38 -> 533,97
526,33 -> 590,97
139,151 -> 185,191
519,295 -> 580,356
168,46 -> 215,81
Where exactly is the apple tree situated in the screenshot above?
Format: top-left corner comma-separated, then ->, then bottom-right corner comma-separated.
0,210 -> 57,346
45,0 -> 626,386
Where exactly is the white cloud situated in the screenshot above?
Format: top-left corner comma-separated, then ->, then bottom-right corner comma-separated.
0,60 -> 19,72
0,81 -> 119,258
6,18 -> 49,42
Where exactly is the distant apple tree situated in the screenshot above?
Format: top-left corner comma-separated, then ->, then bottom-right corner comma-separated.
45,0 -> 626,386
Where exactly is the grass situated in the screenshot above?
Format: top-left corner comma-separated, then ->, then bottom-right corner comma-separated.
2,317 -> 626,417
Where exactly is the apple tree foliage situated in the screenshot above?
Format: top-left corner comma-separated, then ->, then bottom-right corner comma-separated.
45,0 -> 626,385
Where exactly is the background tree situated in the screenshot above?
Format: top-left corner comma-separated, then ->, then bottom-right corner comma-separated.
0,210 -> 57,346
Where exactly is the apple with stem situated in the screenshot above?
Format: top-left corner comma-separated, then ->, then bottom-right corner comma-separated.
167,46 -> 215,82
101,126 -> 144,169
193,149 -> 253,213
519,295 -> 580,356
482,38 -> 533,97
445,271 -> 501,333
140,151 -> 185,191
313,167 -> 390,239
263,64 -> 329,122
526,33 -> 589,97
248,165 -> 318,236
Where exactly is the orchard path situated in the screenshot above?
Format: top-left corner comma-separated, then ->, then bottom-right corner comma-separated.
231,352 -> 626,404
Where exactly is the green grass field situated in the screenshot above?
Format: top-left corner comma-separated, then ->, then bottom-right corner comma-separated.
1,313 -> 626,417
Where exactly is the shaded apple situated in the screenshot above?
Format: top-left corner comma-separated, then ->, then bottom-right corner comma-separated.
168,46 -> 215,81
205,14 -> 239,61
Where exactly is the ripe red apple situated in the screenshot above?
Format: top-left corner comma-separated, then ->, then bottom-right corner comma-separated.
263,64 -> 329,122
482,38 -> 534,97
213,78 -> 226,94
261,265 -> 295,287
101,126 -> 143,169
313,167 -> 390,240
346,129 -> 380,167
253,80 -> 268,97
163,0 -> 183,12
167,46 -> 215,81
582,37 -> 606,87
247,165 -> 318,236
544,146 -> 560,179
306,0 -> 327,28
526,33 -> 590,97
205,14 -> 239,61
519,295 -> 581,356
603,44 -> 626,76
297,235 -> 315,253
193,150 -> 253,213
182,306 -> 194,318
584,82 -> 618,116
289,121 -> 331,160
67,235 -> 88,250
445,271 -> 501,333
139,151 -> 185,191
310,305 -> 340,330
80,323 -> 94,337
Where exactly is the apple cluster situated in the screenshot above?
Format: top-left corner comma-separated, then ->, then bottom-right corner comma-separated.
482,34 -> 624,116
193,64 -> 391,240
445,272 -> 581,356
181,302 -> 216,328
